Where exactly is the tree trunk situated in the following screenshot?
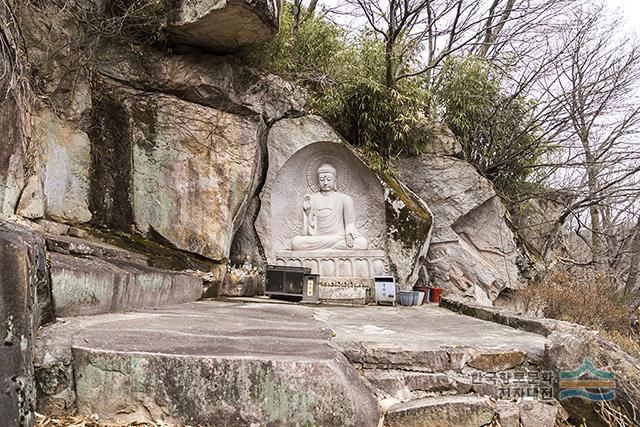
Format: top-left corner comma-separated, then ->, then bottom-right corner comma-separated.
292,0 -> 303,37
624,217 -> 640,309
307,0 -> 319,16
582,140 -> 605,264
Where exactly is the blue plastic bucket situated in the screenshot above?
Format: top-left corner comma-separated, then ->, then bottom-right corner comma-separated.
399,291 -> 415,306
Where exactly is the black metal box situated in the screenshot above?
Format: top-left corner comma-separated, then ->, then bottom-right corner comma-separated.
266,265 -> 309,296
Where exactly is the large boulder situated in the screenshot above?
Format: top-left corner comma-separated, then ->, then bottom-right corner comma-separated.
88,83 -> 262,261
36,302 -> 381,425
166,0 -> 281,51
395,153 -> 519,304
545,329 -> 640,425
97,44 -> 305,120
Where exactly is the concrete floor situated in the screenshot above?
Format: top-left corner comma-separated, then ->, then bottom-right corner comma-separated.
43,299 -> 546,361
312,303 -> 547,357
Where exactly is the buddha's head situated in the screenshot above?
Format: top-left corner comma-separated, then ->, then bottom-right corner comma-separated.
317,164 -> 338,192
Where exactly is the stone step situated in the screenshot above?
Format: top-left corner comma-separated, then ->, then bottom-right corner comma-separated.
43,232 -> 211,317
385,394 -> 496,427
35,302 -> 381,426
50,252 -> 203,317
364,369 -> 471,401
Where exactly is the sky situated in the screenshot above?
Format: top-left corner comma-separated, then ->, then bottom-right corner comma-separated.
607,0 -> 640,31
320,0 -> 640,34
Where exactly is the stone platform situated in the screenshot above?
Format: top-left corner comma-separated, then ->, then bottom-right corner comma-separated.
36,300 -> 551,426
273,249 -> 387,278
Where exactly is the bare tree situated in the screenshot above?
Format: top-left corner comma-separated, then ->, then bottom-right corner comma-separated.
337,0 -> 578,89
543,5 -> 640,267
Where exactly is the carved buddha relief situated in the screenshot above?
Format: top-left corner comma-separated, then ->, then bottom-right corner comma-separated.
290,163 -> 368,251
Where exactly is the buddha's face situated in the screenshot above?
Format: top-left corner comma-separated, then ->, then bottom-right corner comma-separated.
318,172 -> 336,192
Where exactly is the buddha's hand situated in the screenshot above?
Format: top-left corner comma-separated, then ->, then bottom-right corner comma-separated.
345,232 -> 354,248
303,194 -> 311,213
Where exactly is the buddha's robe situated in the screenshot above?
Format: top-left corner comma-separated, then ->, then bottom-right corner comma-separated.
290,191 -> 368,251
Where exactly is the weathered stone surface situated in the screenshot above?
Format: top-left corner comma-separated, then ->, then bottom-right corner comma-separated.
363,370 -> 407,400
467,349 -> 527,372
16,175 -> 45,219
0,222 -> 49,426
0,56 -> 26,218
363,369 -> 459,401
220,273 -> 260,297
166,0 -> 281,51
385,395 -> 495,427
395,154 -> 519,304
545,330 -> 640,426
46,228 -> 225,282
34,319 -> 76,416
318,285 -> 369,304
315,305 -> 547,363
36,219 -> 70,236
230,196 -> 264,265
32,110 -> 92,223
89,85 -> 262,261
341,342 -> 452,372
46,234 -> 145,262
0,151 -> 24,218
37,302 -> 380,425
496,401 -> 520,427
50,252 -> 203,317
518,401 -> 558,427
98,45 -> 305,120
471,382 -> 500,398
17,1 -> 92,124
403,372 -> 458,394
441,297 -> 558,337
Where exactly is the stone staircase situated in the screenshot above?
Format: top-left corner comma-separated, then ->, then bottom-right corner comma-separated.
315,306 -> 567,427
351,346 -> 564,427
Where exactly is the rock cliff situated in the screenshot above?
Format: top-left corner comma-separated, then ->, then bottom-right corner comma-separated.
1,0 -> 518,305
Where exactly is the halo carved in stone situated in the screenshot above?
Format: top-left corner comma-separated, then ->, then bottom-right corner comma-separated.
305,155 -> 350,193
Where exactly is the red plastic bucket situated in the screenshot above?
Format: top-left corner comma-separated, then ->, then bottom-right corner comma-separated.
429,288 -> 443,304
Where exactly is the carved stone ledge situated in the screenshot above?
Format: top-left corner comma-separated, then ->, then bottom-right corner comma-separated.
274,250 -> 388,279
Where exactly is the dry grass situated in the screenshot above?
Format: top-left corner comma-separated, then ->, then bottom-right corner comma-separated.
517,268 -> 635,334
516,266 -> 640,356
515,267 -> 640,426
601,330 -> 640,359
